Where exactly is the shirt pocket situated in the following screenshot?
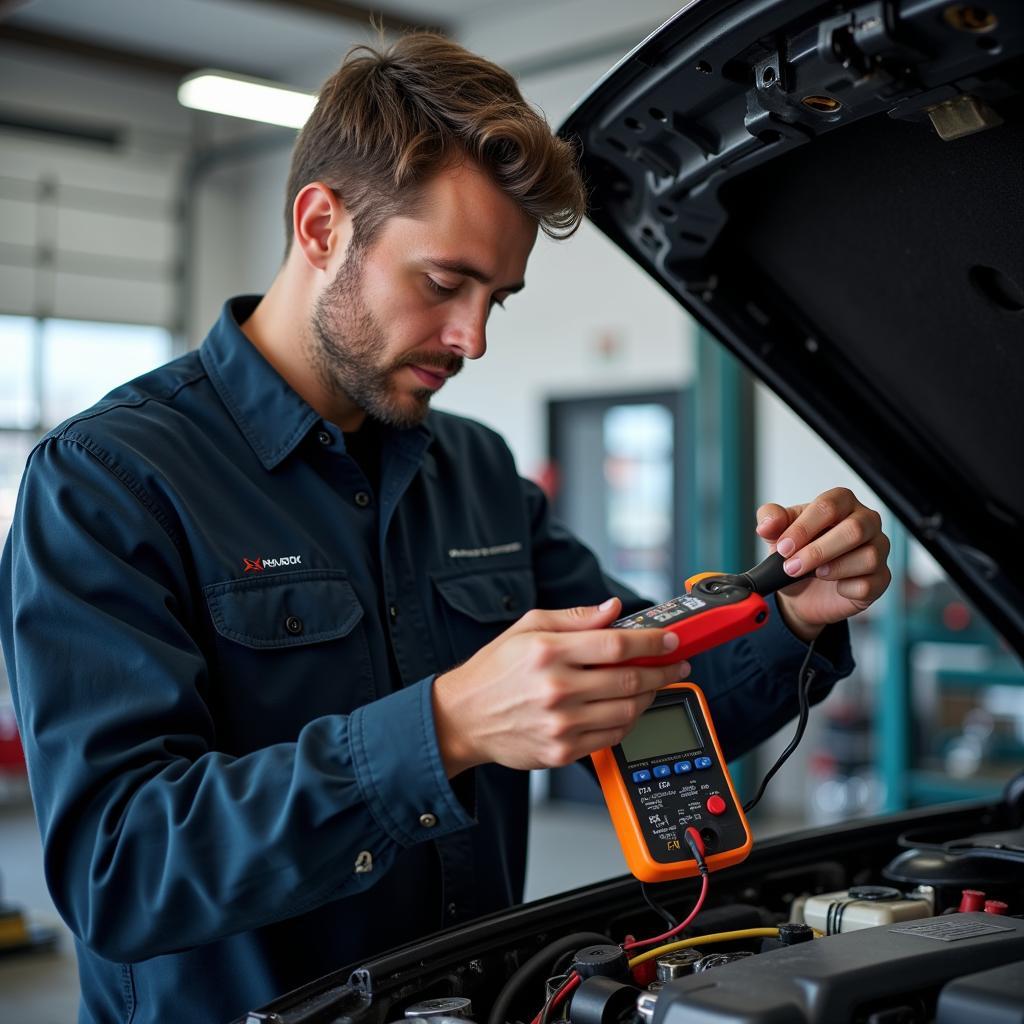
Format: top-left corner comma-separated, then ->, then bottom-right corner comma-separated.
205,569 -> 363,649
431,566 -> 536,665
203,570 -> 375,750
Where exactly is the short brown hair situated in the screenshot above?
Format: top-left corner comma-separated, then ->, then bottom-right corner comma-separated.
284,32 -> 586,252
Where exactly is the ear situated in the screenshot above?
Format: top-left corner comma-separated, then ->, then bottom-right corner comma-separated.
291,182 -> 353,272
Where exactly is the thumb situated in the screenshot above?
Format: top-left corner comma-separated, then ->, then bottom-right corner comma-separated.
507,596 -> 622,636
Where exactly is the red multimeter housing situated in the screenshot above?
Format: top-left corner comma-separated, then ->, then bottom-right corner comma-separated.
591,572 -> 761,882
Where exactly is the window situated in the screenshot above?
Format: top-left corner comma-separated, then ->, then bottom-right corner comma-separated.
41,318 -> 171,427
0,313 -> 172,553
0,315 -> 38,429
0,314 -> 172,697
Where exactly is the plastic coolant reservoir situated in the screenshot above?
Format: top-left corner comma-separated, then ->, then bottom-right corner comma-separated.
794,884 -> 935,935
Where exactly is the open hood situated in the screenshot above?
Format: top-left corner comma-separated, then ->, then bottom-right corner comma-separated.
558,0 -> 1023,657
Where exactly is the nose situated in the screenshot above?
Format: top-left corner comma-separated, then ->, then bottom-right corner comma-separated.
440,303 -> 488,360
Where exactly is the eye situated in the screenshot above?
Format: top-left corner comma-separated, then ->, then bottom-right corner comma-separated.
426,277 -> 457,298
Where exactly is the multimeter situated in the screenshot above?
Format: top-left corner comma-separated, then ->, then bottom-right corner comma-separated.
591,552 -> 809,883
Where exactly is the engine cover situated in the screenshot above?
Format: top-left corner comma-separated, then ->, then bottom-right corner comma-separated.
652,913 -> 1024,1024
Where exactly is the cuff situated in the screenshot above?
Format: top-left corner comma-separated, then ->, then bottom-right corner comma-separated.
748,593 -> 855,691
349,676 -> 477,847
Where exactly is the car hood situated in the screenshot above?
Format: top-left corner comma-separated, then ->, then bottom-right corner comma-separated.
558,0 -> 1023,657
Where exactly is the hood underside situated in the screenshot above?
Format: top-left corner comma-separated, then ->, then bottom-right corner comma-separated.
559,0 -> 1024,657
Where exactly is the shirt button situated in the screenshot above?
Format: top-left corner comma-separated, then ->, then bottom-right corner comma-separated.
354,850 -> 373,874
389,604 -> 398,622
316,430 -> 332,446
501,594 -> 515,611
285,616 -> 304,635
447,902 -> 457,917
419,812 -> 438,828
354,491 -> 371,508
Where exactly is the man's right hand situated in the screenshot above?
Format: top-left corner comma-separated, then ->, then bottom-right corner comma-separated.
432,597 -> 691,777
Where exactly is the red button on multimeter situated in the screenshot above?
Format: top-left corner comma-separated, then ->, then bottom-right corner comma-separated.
590,553 -> 812,884
706,795 -> 727,816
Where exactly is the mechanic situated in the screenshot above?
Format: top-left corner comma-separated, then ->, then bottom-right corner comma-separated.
0,32 -> 890,1024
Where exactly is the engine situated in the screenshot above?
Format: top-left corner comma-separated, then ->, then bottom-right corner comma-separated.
239,803 -> 1024,1024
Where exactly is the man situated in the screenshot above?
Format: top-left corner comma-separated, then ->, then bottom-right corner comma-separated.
0,33 -> 890,1024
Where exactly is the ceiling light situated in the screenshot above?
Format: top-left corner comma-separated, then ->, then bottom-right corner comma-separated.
178,70 -> 316,129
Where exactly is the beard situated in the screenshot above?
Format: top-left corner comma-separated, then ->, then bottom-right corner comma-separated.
308,248 -> 463,429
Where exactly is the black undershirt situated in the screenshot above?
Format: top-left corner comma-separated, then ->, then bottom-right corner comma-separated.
342,419 -> 382,499
342,419 -> 400,681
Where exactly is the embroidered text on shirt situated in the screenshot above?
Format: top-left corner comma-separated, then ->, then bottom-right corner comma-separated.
447,542 -> 523,559
243,555 -> 303,572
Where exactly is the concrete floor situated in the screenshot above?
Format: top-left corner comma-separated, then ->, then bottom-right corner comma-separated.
0,799 -> 79,1022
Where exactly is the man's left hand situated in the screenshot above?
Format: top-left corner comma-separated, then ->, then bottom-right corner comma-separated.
756,487 -> 892,644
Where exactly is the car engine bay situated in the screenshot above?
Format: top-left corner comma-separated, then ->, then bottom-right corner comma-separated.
240,784 -> 1024,1024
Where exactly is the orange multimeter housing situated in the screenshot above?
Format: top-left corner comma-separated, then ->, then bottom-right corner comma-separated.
591,571 -> 762,883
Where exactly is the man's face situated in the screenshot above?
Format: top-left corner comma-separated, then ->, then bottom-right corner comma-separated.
309,160 -> 537,428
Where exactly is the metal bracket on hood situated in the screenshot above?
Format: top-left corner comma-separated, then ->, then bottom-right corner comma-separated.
926,93 -> 1005,139
746,2 -> 922,131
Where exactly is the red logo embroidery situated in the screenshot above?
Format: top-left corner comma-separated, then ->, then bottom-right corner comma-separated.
243,558 -> 264,573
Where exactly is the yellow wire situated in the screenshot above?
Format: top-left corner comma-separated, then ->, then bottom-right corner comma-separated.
627,927 -> 781,968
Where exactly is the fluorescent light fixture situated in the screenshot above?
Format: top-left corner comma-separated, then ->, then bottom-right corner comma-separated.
178,70 -> 316,129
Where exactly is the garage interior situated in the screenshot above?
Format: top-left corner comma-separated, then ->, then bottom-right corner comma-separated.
1,1 -> 1021,1021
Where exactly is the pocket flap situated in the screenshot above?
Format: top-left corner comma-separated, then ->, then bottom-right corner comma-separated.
432,567 -> 535,624
204,570 -> 363,649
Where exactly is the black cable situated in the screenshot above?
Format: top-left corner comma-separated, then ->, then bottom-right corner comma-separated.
743,640 -> 817,814
486,932 -> 610,1024
640,881 -> 677,929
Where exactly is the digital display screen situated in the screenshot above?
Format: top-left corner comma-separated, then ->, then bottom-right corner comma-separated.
620,702 -> 702,763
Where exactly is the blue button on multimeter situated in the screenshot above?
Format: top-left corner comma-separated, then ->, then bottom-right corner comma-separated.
673,760 -> 693,773
653,765 -> 672,778
695,756 -> 713,769
631,769 -> 652,783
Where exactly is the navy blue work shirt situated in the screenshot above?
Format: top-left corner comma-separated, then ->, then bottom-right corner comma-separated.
0,297 -> 853,1024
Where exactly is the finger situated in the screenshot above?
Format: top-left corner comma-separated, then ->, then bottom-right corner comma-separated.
775,487 -> 860,559
780,507 -> 883,576
566,623 -> 683,667
836,567 -> 891,605
814,534 -> 890,581
569,662 -> 691,702
571,691 -> 657,734
755,502 -> 803,542
507,597 -> 621,637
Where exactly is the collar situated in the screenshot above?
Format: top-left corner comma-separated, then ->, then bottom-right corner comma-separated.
200,295 -> 432,471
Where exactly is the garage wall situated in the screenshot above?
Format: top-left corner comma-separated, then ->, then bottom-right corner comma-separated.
0,48 -> 191,329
